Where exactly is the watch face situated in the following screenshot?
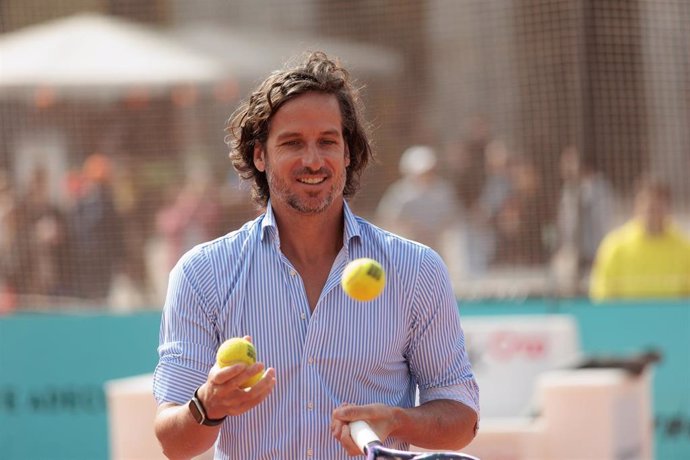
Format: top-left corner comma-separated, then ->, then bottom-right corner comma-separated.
189,398 -> 204,424
189,391 -> 226,426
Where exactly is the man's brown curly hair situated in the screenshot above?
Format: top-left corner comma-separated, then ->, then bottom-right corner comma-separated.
225,51 -> 373,207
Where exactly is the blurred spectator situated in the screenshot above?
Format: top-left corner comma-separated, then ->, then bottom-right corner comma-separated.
0,170 -> 13,219
477,141 -> 514,220
461,140 -> 514,274
492,157 -> 547,266
376,145 -> 461,256
0,171 -> 22,312
552,145 -> 615,294
110,161 -> 151,307
590,177 -> 690,300
156,174 -> 224,271
70,153 -> 124,301
558,146 -> 615,266
16,167 -> 73,300
448,115 -> 493,211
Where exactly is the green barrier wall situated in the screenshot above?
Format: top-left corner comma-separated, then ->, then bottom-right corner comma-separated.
460,300 -> 690,460
0,300 -> 688,459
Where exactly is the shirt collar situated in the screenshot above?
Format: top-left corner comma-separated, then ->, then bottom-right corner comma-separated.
260,199 -> 362,249
342,200 -> 362,248
260,200 -> 277,242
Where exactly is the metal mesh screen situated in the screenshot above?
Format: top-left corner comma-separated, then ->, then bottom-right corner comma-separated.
0,0 -> 688,311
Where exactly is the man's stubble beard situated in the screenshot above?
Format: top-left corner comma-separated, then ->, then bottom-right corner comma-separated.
265,165 -> 347,215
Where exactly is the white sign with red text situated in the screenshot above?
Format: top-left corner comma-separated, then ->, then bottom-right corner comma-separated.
462,315 -> 582,417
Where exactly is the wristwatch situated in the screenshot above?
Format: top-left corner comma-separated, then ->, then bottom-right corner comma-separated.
188,387 -> 226,426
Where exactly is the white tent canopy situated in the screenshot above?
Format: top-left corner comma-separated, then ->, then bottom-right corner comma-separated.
0,13 -> 230,100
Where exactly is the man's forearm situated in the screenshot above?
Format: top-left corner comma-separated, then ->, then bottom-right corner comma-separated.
155,402 -> 221,460
391,399 -> 477,450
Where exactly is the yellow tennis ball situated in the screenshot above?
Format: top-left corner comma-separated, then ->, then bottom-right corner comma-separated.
341,258 -> 386,301
216,338 -> 263,388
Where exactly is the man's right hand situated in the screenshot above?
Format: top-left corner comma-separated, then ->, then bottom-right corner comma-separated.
198,362 -> 277,419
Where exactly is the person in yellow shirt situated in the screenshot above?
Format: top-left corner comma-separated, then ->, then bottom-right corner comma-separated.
590,178 -> 690,300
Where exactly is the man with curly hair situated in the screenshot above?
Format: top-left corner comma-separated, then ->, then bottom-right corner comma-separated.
153,51 -> 479,459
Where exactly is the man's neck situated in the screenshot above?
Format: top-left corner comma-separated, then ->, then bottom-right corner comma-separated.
644,222 -> 666,237
636,217 -> 668,237
271,201 -> 345,266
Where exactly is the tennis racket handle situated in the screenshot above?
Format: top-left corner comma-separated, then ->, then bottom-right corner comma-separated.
349,420 -> 381,452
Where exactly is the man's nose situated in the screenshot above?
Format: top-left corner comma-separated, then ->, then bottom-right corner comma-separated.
302,143 -> 325,169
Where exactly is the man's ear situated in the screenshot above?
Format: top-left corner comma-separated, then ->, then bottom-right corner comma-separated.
344,143 -> 351,168
254,144 -> 266,172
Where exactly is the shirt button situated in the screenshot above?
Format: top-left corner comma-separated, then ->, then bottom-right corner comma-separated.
307,401 -> 313,410
308,357 -> 314,364
307,448 -> 313,457
300,312 -> 306,320
290,269 -> 297,276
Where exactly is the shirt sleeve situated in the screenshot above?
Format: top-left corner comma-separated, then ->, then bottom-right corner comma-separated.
407,248 -> 480,417
153,249 -> 220,405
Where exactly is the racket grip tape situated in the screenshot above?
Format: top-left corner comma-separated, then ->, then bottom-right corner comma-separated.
349,420 -> 381,453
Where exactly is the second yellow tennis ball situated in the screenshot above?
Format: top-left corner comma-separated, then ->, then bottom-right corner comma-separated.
341,258 -> 386,301
216,338 -> 263,388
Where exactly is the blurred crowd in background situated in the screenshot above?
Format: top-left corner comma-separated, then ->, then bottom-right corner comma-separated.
2,112 -> 686,313
0,151 -> 258,312
1,1 -> 688,312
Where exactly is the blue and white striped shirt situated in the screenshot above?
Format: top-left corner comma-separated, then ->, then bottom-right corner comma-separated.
153,201 -> 479,459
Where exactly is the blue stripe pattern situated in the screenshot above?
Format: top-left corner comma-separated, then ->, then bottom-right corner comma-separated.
153,201 -> 479,459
